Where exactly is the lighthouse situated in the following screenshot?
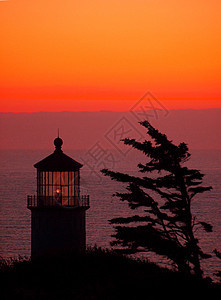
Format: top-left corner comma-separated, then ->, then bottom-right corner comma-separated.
27,136 -> 89,259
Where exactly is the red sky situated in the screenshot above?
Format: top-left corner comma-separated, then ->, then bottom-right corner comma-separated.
0,1 -> 221,112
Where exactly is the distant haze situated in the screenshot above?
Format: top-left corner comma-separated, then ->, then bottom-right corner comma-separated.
0,109 -> 221,150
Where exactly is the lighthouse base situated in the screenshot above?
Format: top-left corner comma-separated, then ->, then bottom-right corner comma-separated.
30,208 -> 87,259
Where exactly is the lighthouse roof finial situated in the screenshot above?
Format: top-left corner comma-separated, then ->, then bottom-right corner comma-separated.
54,129 -> 63,151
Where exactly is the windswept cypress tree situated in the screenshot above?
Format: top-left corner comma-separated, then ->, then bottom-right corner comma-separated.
101,121 -> 212,278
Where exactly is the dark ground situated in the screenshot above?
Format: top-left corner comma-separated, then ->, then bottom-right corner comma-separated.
1,248 -> 220,300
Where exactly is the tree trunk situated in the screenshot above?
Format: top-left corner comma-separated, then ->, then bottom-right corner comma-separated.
176,167 -> 203,278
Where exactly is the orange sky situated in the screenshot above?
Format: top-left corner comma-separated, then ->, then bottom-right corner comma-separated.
0,0 -> 221,112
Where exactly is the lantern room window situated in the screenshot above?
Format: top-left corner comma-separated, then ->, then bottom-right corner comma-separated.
37,170 -> 80,206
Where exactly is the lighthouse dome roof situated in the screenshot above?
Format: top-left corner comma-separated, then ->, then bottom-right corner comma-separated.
34,137 -> 83,171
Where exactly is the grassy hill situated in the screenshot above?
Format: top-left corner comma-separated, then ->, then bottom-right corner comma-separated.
1,248 -> 220,300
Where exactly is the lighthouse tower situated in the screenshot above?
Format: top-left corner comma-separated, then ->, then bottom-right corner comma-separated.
27,136 -> 89,259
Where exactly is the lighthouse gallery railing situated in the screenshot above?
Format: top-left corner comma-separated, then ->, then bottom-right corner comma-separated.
27,195 -> 89,208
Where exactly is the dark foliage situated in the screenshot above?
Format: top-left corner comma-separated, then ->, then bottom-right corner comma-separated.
1,249 -> 220,300
101,121 -> 212,278
214,249 -> 221,282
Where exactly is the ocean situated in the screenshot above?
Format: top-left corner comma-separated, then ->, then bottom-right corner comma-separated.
0,148 -> 221,280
